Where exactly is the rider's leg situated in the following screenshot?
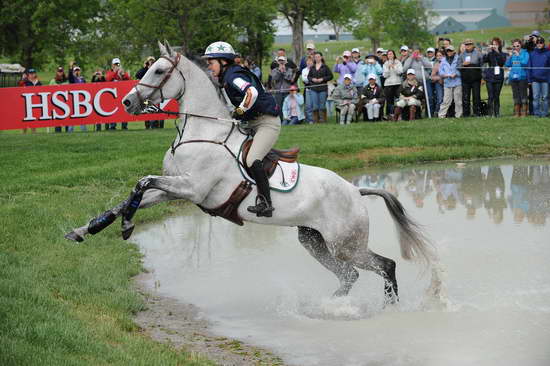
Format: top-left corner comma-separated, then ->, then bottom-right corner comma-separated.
247,160 -> 274,217
246,115 -> 280,217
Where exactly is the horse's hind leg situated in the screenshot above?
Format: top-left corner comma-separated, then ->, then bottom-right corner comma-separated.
65,189 -> 172,243
298,227 -> 359,297
353,249 -> 398,304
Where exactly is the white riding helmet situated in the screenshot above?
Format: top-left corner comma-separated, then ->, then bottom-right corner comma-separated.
203,41 -> 236,61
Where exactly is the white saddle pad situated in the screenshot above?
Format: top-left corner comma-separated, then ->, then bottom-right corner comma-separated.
237,143 -> 300,193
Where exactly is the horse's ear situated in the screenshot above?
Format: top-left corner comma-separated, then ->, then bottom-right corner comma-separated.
158,41 -> 167,56
165,40 -> 174,56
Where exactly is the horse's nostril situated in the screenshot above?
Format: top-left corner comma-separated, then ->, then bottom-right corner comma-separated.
123,99 -> 131,107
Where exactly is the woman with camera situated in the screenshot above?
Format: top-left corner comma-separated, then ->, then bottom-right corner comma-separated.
483,38 -> 507,117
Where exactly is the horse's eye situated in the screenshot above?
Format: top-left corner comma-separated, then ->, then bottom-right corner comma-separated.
155,69 -> 164,75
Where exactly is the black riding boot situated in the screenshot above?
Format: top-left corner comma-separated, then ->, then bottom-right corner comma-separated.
247,160 -> 274,217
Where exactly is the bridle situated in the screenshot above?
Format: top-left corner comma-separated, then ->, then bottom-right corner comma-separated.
132,53 -> 250,162
134,53 -> 185,106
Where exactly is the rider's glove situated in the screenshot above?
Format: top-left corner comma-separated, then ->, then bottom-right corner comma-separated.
232,107 -> 245,119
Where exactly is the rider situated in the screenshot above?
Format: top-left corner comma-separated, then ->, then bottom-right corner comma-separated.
203,41 -> 280,217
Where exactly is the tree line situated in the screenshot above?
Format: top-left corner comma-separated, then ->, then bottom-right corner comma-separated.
0,0 -> 432,70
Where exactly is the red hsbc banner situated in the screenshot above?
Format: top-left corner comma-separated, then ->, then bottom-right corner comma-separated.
0,81 -> 179,130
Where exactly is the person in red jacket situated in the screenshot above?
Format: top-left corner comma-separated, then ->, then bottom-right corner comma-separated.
105,58 -> 131,130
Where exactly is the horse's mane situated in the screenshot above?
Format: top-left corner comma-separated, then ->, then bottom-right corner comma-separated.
185,53 -> 225,103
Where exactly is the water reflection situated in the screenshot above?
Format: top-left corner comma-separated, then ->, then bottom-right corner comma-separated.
352,160 -> 550,226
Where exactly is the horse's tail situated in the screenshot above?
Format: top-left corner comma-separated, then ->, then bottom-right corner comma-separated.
360,188 -> 435,264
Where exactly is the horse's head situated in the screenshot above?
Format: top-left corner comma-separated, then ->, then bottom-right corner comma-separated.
122,41 -> 185,115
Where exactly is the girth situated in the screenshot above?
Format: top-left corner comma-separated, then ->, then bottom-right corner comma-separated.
197,181 -> 252,226
241,139 -> 300,178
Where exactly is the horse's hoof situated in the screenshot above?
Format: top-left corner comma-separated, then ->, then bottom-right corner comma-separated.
121,224 -> 135,240
65,231 -> 84,243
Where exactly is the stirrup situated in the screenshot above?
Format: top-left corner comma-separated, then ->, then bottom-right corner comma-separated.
247,195 -> 274,217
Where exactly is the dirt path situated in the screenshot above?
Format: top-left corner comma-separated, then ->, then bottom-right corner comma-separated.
134,272 -> 286,366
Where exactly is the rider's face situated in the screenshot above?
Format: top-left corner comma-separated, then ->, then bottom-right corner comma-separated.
207,59 -> 222,77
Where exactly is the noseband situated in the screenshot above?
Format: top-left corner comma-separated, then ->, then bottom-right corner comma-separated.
134,53 -> 185,106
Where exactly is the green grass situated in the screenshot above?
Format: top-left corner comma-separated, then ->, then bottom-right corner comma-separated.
0,130 -> 214,365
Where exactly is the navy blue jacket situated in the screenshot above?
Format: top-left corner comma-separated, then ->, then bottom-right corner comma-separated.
482,49 -> 507,82
222,64 -> 278,120
528,48 -> 550,83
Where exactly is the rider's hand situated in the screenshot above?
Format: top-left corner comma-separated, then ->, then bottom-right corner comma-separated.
232,107 -> 245,119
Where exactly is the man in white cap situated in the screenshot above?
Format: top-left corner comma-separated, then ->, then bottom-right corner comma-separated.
270,55 -> 295,122
334,50 -> 357,84
299,42 -> 316,73
360,73 -> 385,122
351,48 -> 361,63
270,48 -> 297,71
332,73 -> 359,124
106,57 -> 131,129
399,45 -> 410,64
394,69 -> 424,121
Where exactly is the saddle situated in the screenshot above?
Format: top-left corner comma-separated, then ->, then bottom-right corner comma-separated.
241,139 -> 300,175
197,139 -> 301,226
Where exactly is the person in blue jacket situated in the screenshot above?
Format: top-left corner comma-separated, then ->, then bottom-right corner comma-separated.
528,37 -> 550,117
204,41 -> 280,217
505,39 -> 530,117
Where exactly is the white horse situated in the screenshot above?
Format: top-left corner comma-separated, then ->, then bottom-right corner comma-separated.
66,42 -> 434,302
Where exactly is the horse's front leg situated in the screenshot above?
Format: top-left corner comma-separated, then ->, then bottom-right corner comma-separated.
65,188 -> 172,243
120,175 -> 203,240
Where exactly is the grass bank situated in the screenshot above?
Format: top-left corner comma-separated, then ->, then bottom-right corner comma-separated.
1,114 -> 549,365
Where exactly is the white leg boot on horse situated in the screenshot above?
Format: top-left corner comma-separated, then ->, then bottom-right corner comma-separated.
247,160 -> 274,217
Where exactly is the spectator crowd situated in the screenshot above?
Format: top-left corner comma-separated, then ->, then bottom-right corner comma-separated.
253,29 -> 549,125
17,29 -> 550,133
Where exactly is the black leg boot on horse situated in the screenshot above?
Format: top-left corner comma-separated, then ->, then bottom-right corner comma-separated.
247,159 -> 274,217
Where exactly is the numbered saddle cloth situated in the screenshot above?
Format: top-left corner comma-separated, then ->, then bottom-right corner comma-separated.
237,139 -> 301,192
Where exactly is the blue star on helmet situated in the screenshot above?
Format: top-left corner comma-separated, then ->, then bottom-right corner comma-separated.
206,45 -> 213,53
217,44 -> 226,51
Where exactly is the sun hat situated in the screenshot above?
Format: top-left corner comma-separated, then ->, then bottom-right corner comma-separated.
277,55 -> 287,62
427,47 -> 435,53
306,42 -> 315,49
367,73 -> 377,80
400,45 -> 409,51
112,57 -> 121,64
406,68 -> 416,75
343,50 -> 352,57
446,45 -> 455,51
351,48 -> 360,53
343,73 -> 353,80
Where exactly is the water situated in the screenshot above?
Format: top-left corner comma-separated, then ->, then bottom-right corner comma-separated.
134,158 -> 550,366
